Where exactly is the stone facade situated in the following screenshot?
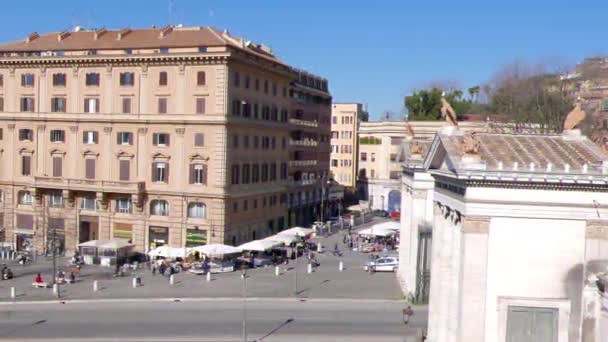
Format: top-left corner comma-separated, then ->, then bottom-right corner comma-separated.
0,26 -> 331,254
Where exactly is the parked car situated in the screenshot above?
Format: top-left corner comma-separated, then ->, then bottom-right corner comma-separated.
373,210 -> 389,218
364,256 -> 399,272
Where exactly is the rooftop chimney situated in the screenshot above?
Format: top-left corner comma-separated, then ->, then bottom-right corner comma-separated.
117,28 -> 132,40
25,32 -> 39,43
159,25 -> 173,38
94,29 -> 107,40
57,31 -> 70,42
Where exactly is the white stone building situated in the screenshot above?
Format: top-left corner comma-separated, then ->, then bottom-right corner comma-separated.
400,127 -> 608,341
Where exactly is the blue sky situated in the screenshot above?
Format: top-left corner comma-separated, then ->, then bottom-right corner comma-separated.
3,1 -> 607,118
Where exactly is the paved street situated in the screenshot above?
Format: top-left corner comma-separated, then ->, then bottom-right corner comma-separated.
0,299 -> 427,341
0,218 -> 404,302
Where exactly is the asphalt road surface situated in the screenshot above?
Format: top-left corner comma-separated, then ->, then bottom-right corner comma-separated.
0,298 -> 425,341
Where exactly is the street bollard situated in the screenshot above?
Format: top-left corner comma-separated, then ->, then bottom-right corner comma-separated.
169,275 -> 175,285
93,280 -> 99,292
307,263 -> 312,274
132,277 -> 138,288
10,287 -> 15,299
11,251 -> 15,260
53,284 -> 59,297
339,261 -> 344,272
317,242 -> 322,253
206,272 -> 211,283
275,266 -> 280,277
1,251 -> 5,259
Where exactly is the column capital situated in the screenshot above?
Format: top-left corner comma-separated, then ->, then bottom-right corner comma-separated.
103,127 -> 112,134
37,125 -> 46,131
69,126 -> 78,133
585,220 -> 608,240
138,127 -> 148,134
175,128 -> 186,136
7,124 -> 15,130
461,216 -> 490,234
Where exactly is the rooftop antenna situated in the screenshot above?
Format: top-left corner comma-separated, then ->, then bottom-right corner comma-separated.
169,0 -> 175,26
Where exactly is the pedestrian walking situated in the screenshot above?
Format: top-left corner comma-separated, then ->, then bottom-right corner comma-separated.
402,306 -> 414,324
151,263 -> 157,275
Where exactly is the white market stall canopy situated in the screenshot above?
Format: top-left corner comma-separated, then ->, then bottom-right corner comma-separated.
188,244 -> 242,257
99,240 -> 134,249
238,239 -> 283,252
278,227 -> 314,237
78,240 -> 105,248
357,227 -> 397,237
371,221 -> 400,231
148,246 -> 188,258
266,234 -> 300,245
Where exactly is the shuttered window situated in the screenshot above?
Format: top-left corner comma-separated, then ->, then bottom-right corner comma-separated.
21,156 -> 31,176
119,160 -> 130,181
52,157 -> 62,177
16,214 -> 33,230
82,131 -> 98,144
152,162 -> 169,183
189,164 -> 207,185
158,98 -> 167,114
159,71 -> 168,86
121,97 -> 132,114
194,133 -> 204,147
197,71 -> 206,86
195,97 -> 206,114
152,133 -> 170,146
85,159 -> 96,179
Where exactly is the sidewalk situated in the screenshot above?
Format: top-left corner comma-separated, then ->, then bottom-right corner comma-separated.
0,218 -> 403,302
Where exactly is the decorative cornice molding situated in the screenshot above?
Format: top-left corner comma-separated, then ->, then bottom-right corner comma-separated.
585,220 -> 608,240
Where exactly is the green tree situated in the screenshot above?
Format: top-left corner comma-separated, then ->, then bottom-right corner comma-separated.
404,88 -> 474,121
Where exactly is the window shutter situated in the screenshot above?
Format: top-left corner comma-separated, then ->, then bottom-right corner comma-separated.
202,165 -> 207,185
128,132 -> 133,145
189,164 -> 195,184
82,132 -> 87,143
164,163 -> 169,182
152,162 -> 157,181
53,157 -> 62,177
116,133 -> 121,144
119,160 -> 130,181
194,133 -> 204,147
22,156 -> 31,175
197,71 -> 206,86
93,131 -> 98,143
152,133 -> 158,146
85,159 -> 95,179
165,135 -> 170,146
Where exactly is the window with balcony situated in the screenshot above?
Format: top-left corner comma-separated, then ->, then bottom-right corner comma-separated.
19,129 -> 33,141
52,156 -> 62,177
83,98 -> 99,113
21,73 -> 35,87
21,156 -> 31,176
261,164 -> 269,182
231,165 -> 240,185
187,202 -> 207,219
50,97 -> 67,113
281,163 -> 287,180
150,200 -> 169,216
253,104 -> 259,119
233,135 -> 239,148
264,80 -> 269,94
48,191 -> 64,208
371,153 -> 376,162
117,131 -> 133,145
20,97 -> 35,112
85,158 -> 96,179
361,152 -> 367,161
189,164 -> 207,185
233,202 -> 238,213
80,196 -> 99,210
231,100 -> 241,116
197,71 -> 206,86
18,191 -> 32,205
195,97 -> 206,114
252,164 -> 260,183
119,160 -> 130,181
244,75 -> 250,89
241,164 -> 250,184
255,78 -> 260,91
121,97 -> 132,114
233,71 -> 240,87
119,72 -> 135,86
152,133 -> 170,146
115,197 -> 132,214
152,161 -> 169,183
194,133 -> 204,147
158,97 -> 168,114
85,73 -> 100,86
253,136 -> 259,149
159,71 -> 168,86
50,129 -> 65,143
270,163 -> 277,181
52,73 -> 66,87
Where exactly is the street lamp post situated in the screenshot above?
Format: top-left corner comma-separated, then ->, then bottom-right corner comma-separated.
241,270 -> 247,342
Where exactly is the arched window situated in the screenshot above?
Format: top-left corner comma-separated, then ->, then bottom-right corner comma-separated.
150,200 -> 169,216
187,202 -> 207,219
18,191 -> 32,205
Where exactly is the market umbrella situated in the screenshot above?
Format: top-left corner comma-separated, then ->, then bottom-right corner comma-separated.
370,221 -> 400,231
189,244 -> 242,257
357,227 -> 396,237
148,245 -> 188,258
238,239 -> 282,252
278,227 -> 314,237
265,234 -> 299,245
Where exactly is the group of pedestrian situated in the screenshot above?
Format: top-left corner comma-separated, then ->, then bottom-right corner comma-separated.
0,264 -> 13,280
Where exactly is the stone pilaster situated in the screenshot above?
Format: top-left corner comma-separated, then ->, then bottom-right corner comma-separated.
459,216 -> 490,342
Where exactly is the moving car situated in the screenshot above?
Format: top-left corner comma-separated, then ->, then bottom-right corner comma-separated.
373,210 -> 389,218
364,256 -> 399,272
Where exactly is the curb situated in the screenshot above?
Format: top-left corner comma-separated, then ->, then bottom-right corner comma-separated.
0,296 -> 407,306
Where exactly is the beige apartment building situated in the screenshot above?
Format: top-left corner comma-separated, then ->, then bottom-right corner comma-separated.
329,103 -> 367,189
0,26 -> 331,254
357,120 -> 489,213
